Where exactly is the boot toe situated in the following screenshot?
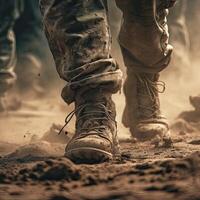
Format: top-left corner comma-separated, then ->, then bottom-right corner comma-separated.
65,134 -> 113,164
132,122 -> 169,141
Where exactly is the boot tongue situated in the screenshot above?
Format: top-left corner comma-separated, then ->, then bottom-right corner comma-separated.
75,87 -> 112,110
137,73 -> 162,120
75,88 -> 114,134
76,88 -> 101,104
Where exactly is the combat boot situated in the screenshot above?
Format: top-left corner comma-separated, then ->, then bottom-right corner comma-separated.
65,88 -> 119,163
123,72 -> 170,143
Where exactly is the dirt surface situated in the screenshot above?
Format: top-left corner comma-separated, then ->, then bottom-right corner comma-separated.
0,95 -> 200,200
0,138 -> 200,200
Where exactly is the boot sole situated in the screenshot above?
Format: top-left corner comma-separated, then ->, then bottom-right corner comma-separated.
65,147 -> 113,164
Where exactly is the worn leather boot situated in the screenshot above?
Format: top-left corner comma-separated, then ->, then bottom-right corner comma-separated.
123,72 -> 171,143
65,88 -> 119,164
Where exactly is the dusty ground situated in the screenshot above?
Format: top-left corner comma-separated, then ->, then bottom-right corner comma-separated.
0,93 -> 200,200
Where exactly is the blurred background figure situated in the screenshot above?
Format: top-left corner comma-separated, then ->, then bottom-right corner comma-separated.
164,0 -> 200,75
14,0 -> 51,98
167,0 -> 190,76
0,0 -> 55,112
186,0 -> 200,60
0,0 -> 21,111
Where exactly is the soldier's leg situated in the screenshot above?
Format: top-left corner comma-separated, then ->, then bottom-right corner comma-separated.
0,1 -> 21,111
40,0 -> 122,163
116,0 -> 175,142
167,0 -> 190,75
14,0 -> 46,97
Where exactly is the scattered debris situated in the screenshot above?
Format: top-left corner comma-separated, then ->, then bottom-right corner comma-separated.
41,124 -> 73,144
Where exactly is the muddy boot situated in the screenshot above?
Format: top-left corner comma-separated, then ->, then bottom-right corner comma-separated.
65,88 -> 119,164
123,72 -> 171,144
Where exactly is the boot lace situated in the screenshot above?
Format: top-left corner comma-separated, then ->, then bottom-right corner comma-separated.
59,102 -> 117,139
136,74 -> 165,119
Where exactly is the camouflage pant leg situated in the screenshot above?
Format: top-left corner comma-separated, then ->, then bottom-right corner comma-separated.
39,0 -> 122,104
0,1 -> 22,95
14,0 -> 46,87
116,0 -> 174,73
15,0 -> 45,60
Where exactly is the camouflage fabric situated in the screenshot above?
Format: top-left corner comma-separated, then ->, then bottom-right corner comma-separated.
40,0 -> 174,104
14,1 -> 45,61
0,0 -> 47,95
0,0 -> 23,95
116,0 -> 173,74
14,0 -> 49,93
